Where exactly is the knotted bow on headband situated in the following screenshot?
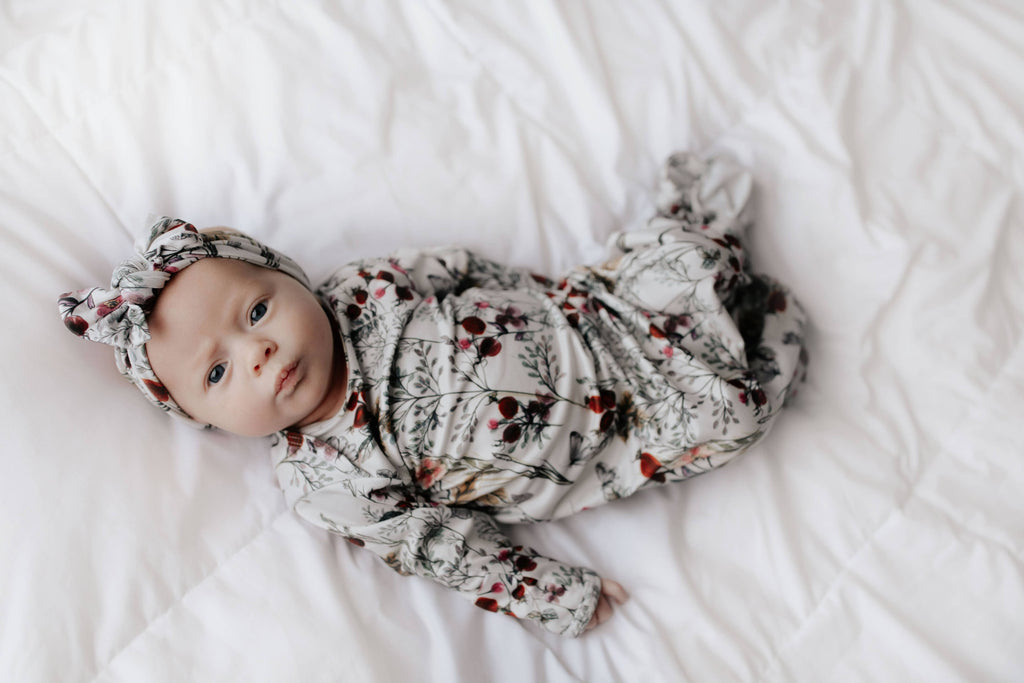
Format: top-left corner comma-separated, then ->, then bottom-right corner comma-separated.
58,216 -> 311,426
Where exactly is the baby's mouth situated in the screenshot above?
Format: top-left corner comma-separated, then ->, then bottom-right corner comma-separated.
275,361 -> 300,396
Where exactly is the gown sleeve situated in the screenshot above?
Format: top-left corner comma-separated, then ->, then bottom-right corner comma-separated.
291,472 -> 602,637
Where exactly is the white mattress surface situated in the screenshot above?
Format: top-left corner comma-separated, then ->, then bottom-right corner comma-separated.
2,1 -> 1023,681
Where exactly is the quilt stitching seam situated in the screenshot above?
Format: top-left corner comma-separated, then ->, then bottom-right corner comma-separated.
753,336 -> 1024,682
420,1 -> 810,196
90,506 -> 292,682
1,76 -> 131,241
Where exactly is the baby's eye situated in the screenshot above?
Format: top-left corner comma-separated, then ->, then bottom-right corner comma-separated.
250,301 -> 267,325
208,364 -> 226,385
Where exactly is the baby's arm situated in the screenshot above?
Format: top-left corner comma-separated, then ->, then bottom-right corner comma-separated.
294,477 -> 604,637
387,246 -> 554,298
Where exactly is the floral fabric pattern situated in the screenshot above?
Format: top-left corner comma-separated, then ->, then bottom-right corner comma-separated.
270,153 -> 808,637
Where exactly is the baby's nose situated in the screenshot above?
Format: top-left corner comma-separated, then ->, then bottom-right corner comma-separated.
252,341 -> 275,374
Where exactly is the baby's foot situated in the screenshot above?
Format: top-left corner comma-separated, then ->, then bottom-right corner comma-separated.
656,152 -> 753,239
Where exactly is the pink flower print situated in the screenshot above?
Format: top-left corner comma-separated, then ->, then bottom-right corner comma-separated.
416,458 -> 445,488
543,584 -> 566,603
373,287 -> 387,299
662,345 -> 674,358
457,338 -> 472,350
476,301 -> 490,309
487,419 -> 499,430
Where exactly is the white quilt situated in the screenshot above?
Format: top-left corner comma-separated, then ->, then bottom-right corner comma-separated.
2,1 -> 1022,681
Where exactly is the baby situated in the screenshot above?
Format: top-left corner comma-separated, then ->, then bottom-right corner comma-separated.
58,153 -> 807,637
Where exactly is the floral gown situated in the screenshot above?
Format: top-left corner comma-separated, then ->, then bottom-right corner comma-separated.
269,154 -> 808,637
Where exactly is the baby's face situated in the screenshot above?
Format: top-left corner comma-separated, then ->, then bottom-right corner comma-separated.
146,258 -> 344,437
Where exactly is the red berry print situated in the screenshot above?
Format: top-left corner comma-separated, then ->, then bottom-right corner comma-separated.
498,397 -> 518,418
640,452 -> 662,478
479,338 -> 502,357
515,556 -> 537,571
475,597 -> 499,612
353,289 -> 368,304
64,315 -> 89,336
768,289 -> 787,312
503,424 -> 522,443
353,405 -> 369,428
600,389 -> 616,410
462,317 -> 486,335
144,379 -> 170,402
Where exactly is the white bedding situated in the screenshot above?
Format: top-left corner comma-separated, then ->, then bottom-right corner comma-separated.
2,1 -> 1023,680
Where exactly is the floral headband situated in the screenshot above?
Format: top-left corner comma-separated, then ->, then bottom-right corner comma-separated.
57,216 -> 311,427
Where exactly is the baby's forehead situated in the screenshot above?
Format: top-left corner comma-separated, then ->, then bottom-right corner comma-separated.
151,258 -> 268,322
167,257 -> 267,295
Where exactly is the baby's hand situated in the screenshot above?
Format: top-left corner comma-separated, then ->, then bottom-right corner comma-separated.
585,578 -> 629,632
